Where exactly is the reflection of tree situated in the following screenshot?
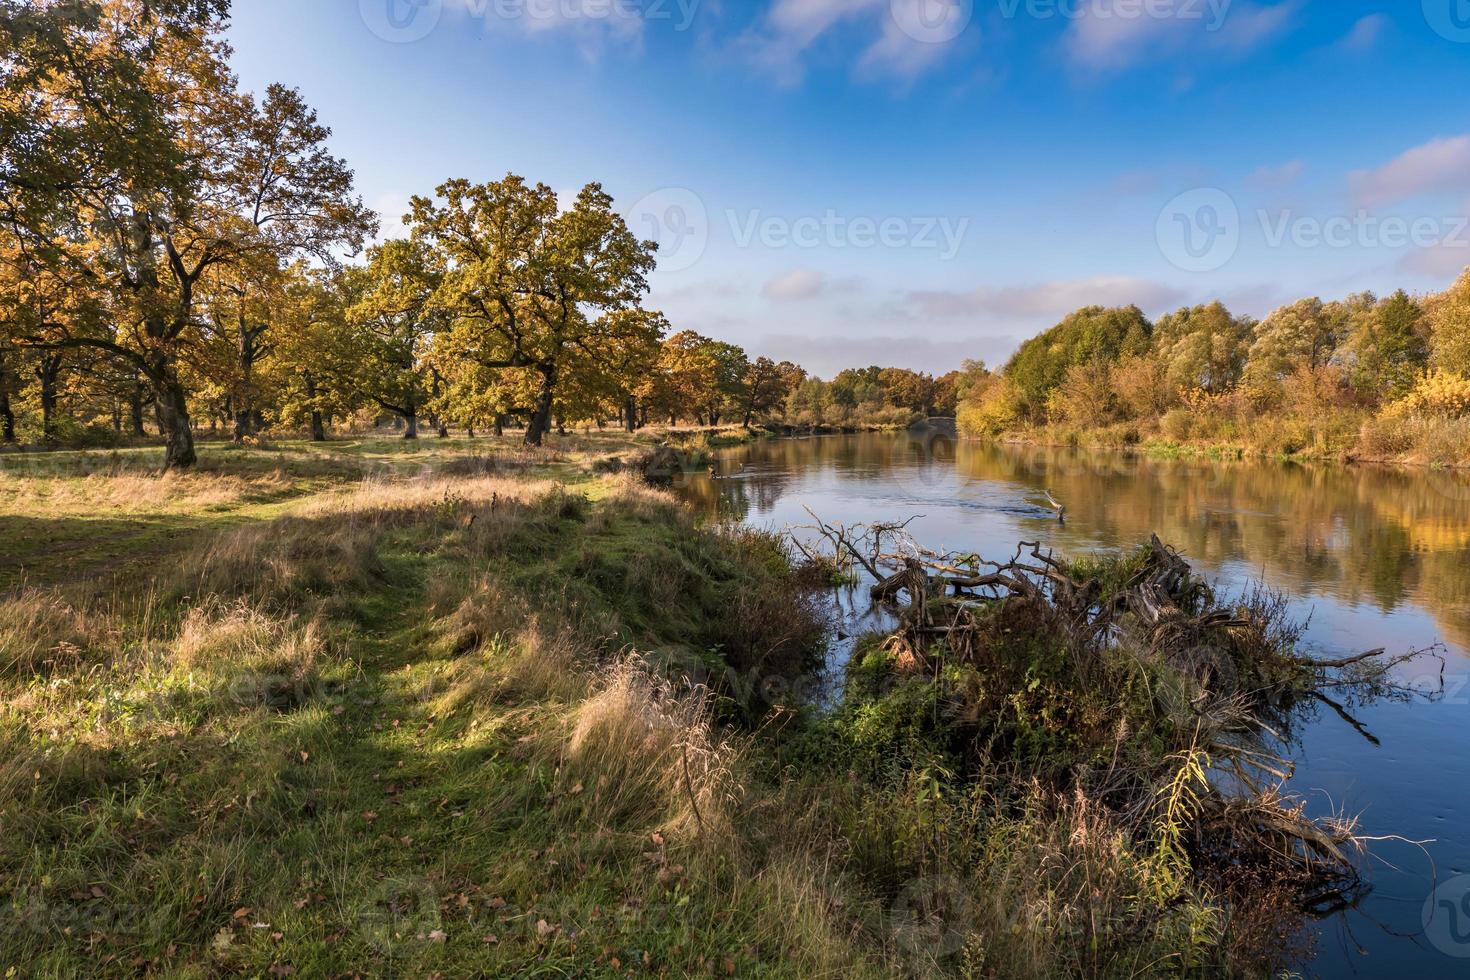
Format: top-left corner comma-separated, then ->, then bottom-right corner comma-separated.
951,443 -> 1470,651
681,436 -> 1470,654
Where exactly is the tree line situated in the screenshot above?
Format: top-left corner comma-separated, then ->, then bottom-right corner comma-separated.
958,272 -> 1470,460
0,1 -> 960,467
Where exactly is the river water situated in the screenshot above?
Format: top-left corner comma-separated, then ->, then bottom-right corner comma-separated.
673,431 -> 1470,978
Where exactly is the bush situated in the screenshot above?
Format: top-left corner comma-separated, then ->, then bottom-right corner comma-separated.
1388,369 -> 1470,419
956,376 -> 1025,437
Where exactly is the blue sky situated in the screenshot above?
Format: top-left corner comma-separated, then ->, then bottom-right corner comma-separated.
227,1 -> 1470,376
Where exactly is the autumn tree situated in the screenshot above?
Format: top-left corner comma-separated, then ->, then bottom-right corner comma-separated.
1005,306 -> 1153,413
739,356 -> 804,427
1428,269 -> 1470,376
272,265 -> 356,441
343,238 -> 446,439
1346,290 -> 1429,398
1152,301 -> 1254,394
1245,297 -> 1356,388
0,1 -> 371,466
408,176 -> 659,446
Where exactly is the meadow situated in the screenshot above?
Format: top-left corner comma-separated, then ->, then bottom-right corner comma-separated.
2,433 -> 1349,978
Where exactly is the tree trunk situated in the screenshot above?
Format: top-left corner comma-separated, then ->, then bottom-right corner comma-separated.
493,415 -> 504,438
403,412 -> 419,440
233,409 -> 251,443
129,378 -> 147,436
0,354 -> 13,443
156,374 -> 197,469
37,354 -> 63,445
624,395 -> 638,433
524,367 -> 556,447
303,372 -> 326,441
1,389 -> 14,442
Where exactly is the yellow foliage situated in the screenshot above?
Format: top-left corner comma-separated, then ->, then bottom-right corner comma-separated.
1382,369 -> 1470,420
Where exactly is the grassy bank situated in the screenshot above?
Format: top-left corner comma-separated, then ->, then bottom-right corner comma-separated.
980,416 -> 1470,469
1,435 -> 1366,976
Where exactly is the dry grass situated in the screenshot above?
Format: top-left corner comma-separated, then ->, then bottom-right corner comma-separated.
0,467 -> 290,517
566,657 -> 743,842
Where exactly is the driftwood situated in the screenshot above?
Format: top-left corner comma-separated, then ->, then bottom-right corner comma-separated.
787,514 -> 1446,910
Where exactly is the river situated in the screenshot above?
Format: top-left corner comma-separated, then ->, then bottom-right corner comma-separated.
673,430 -> 1470,978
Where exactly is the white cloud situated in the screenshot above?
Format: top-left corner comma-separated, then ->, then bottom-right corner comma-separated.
1065,0 -> 1295,71
1349,135 -> 1470,208
1337,14 -> 1386,53
1399,242 -> 1470,280
762,268 -> 830,301
907,276 -> 1187,321
445,0 -> 645,57
740,0 -> 968,84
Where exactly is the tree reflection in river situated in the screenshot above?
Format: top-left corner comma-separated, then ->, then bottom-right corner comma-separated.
676,433 -> 1470,656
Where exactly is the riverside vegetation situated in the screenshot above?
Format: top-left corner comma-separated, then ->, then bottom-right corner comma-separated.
955,281 -> 1470,467
0,435 -> 1439,977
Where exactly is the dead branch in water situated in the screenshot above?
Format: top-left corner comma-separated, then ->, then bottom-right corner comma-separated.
786,514 -> 1448,911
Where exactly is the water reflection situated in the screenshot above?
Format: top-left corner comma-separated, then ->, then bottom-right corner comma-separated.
678,433 -> 1470,658
674,432 -> 1470,978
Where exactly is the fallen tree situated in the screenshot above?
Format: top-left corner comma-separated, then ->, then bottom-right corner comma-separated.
791,512 -> 1443,916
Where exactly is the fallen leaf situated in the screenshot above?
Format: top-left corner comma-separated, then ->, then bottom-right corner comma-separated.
232,907 -> 252,920
482,934 -> 499,945
428,929 -> 447,943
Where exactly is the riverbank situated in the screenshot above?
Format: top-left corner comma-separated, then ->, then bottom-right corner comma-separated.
1,436 -> 1359,975
982,419 -> 1470,470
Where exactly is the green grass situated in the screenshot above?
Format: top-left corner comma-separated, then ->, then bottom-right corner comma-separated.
0,437 -> 1307,977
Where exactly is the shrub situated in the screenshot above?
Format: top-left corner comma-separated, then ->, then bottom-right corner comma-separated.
1045,361 -> 1117,428
1388,369 -> 1470,419
956,376 -> 1025,437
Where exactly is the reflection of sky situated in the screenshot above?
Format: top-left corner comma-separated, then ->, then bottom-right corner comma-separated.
679,433 -> 1470,976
